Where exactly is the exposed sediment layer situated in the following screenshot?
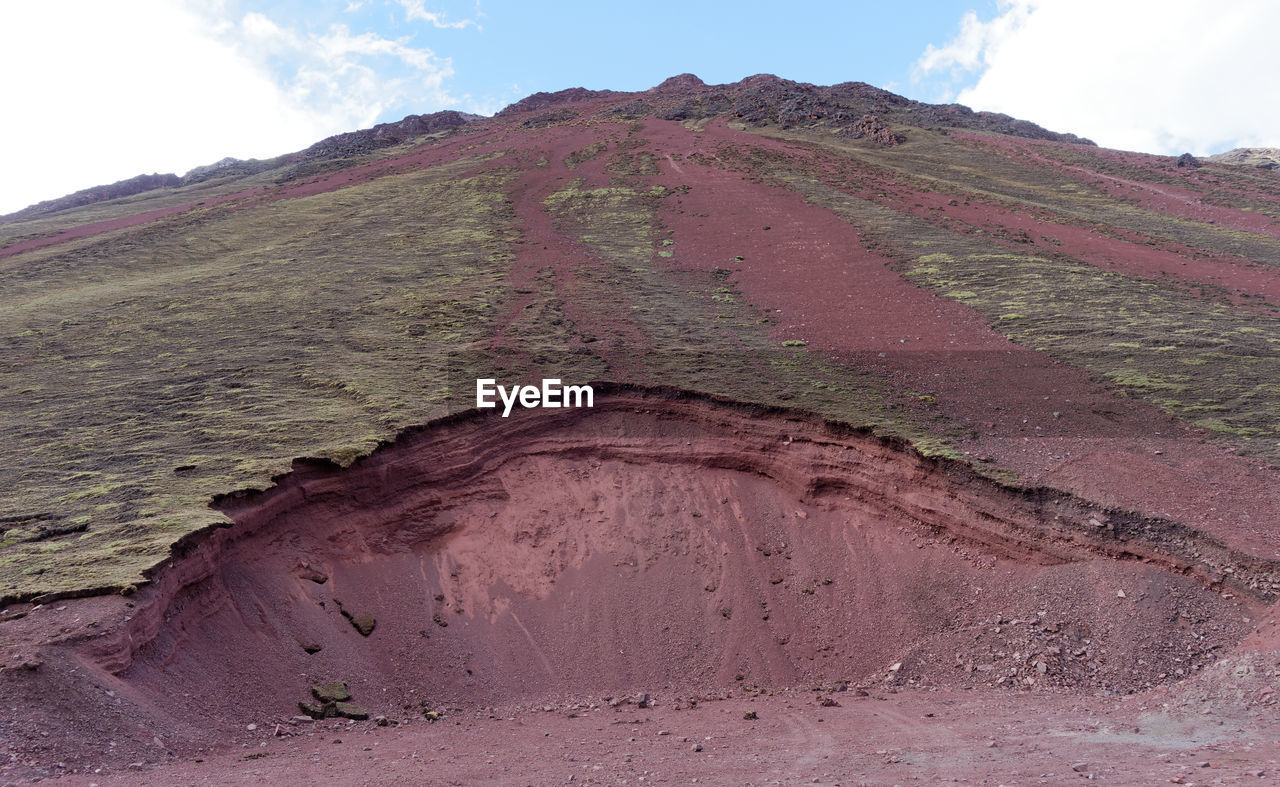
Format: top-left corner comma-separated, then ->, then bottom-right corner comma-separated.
52,386 -> 1262,716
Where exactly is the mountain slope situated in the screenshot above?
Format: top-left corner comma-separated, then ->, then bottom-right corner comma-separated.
2,73 -> 1280,603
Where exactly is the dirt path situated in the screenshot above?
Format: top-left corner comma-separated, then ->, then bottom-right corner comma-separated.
54,690 -> 1278,785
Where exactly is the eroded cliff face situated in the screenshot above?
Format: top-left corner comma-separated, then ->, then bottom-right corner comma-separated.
1,386 -> 1274,771
14,384 -> 1244,741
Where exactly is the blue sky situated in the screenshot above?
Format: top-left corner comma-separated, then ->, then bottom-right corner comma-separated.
306,0 -> 995,115
1,1 -> 1277,215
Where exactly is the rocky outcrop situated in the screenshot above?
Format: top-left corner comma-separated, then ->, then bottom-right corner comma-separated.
842,114 -> 904,145
183,157 -> 244,180
5,172 -> 182,220
1207,147 -> 1280,170
299,110 -> 477,160
641,73 -> 1092,144
497,87 -> 614,116
653,73 -> 706,92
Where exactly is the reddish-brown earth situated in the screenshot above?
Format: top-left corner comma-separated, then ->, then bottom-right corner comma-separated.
958,133 -> 1280,240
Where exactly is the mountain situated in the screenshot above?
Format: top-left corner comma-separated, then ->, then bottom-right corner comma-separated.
3,73 -> 1280,782
1209,146 -> 1280,169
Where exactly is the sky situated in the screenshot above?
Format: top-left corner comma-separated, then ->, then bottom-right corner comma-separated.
1,0 -> 1277,215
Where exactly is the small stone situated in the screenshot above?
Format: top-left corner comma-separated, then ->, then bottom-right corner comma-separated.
298,567 -> 328,584
312,681 -> 352,703
743,710 -> 758,720
334,702 -> 369,721
346,613 -> 377,637
1117,590 -> 1126,598
298,701 -> 333,720
1072,762 -> 1091,773
246,723 -> 257,731
375,716 -> 389,727
692,743 -> 703,752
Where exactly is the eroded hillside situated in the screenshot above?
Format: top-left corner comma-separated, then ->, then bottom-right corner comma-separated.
3,73 -> 1280,605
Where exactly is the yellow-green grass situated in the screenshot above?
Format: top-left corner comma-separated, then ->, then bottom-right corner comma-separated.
1,156 -> 517,600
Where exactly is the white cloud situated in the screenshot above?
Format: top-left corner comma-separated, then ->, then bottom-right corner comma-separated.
231,13 -> 456,128
0,1 -> 460,215
915,5 -> 1030,76
396,1 -> 478,30
915,0 -> 1280,156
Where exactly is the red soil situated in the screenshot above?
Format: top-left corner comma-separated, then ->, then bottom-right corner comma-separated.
64,689 -> 1280,785
957,132 -> 1280,240
488,125 -> 658,377
619,119 -> 1280,560
887,183 -> 1280,307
